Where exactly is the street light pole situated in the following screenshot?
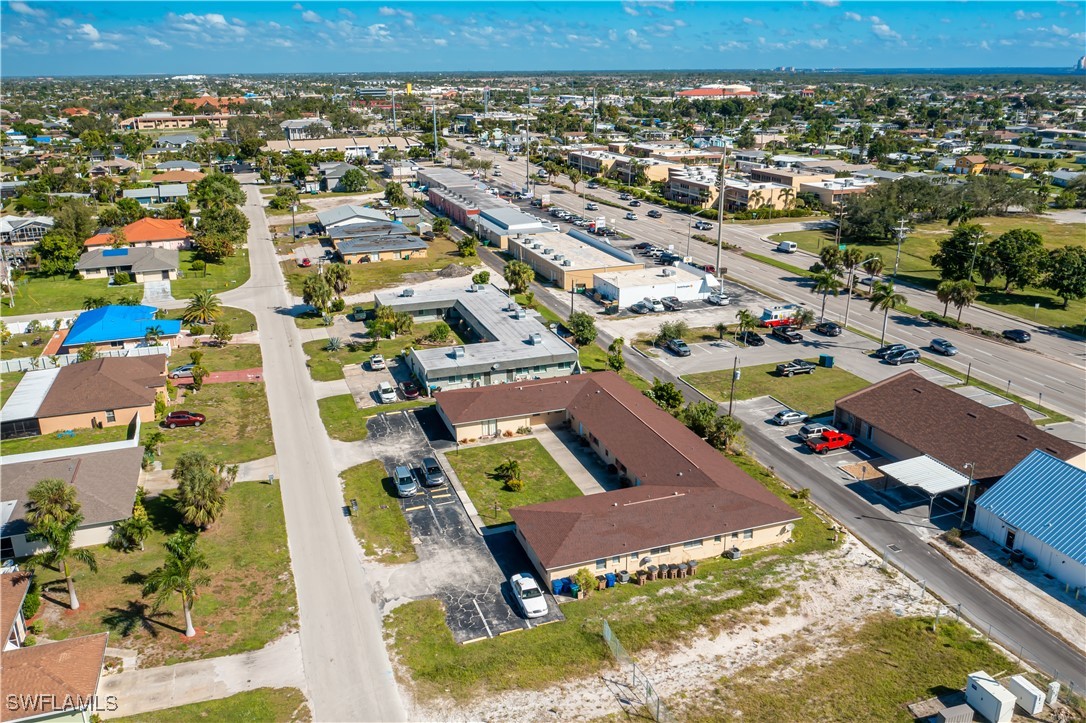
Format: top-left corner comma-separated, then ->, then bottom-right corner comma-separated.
727,355 -> 740,416
959,462 -> 975,529
290,203 -> 297,240
714,146 -> 728,280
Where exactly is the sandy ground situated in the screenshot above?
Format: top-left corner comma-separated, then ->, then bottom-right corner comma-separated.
398,533 -> 943,722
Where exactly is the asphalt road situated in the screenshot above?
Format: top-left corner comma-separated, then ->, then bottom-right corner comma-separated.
450,141 -> 1085,423
224,181 -> 406,721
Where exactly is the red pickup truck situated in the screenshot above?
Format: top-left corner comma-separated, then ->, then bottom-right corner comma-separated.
806,430 -> 855,454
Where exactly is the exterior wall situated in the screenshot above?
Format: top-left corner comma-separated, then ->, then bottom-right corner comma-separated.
37,405 -> 156,435
665,179 -> 718,208
510,245 -> 641,292
833,409 -> 922,463
721,184 -> 790,212
417,358 -> 576,392
4,522 -> 115,558
340,248 -> 427,264
749,168 -> 832,190
593,276 -> 707,308
132,268 -> 178,283
797,183 -> 871,209
974,506 -> 1086,589
450,410 -> 566,441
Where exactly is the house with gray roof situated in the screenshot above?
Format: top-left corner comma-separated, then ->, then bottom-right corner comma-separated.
318,162 -> 362,192
75,246 -> 179,283
316,204 -> 389,230
122,184 -> 189,206
154,133 -> 199,149
281,118 -> 333,141
156,160 -> 201,172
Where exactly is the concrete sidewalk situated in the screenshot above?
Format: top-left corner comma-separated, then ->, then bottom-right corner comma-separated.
98,633 -> 306,719
533,424 -> 619,495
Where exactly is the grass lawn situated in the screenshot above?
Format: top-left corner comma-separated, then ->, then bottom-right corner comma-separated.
514,294 -> 564,326
1,332 -> 53,360
1,424 -> 129,456
187,343 -> 263,372
1,370 -> 25,406
266,202 -> 314,216
37,483 -> 295,667
281,237 -> 463,297
771,215 -> 1086,335
294,310 -> 346,329
1,275 -> 141,316
577,342 -> 650,392
386,453 -> 840,701
446,438 -> 582,525
686,360 -> 869,418
112,688 -> 310,723
341,460 -> 417,564
146,382 -> 274,469
684,614 -> 1017,722
302,320 -> 466,382
161,306 -> 257,335
170,249 -> 251,299
317,394 -> 433,442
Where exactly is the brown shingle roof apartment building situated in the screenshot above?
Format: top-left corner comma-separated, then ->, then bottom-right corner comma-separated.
834,371 -> 1085,489
435,372 -> 800,585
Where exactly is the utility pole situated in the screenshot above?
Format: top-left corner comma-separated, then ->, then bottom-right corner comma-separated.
525,83 -> 532,197
391,89 -> 398,133
714,144 -> 729,281
727,356 -> 740,416
432,102 -> 439,160
592,87 -> 597,136
967,237 -> 984,281
959,462 -> 975,529
892,218 -> 908,281
290,203 -> 297,240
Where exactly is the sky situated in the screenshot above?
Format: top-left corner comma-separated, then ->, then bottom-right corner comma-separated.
1,1 -> 1083,76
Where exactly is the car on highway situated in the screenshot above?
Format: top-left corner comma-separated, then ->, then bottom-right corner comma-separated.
298,257 -> 312,268
629,200 -> 642,207
645,298 -> 665,312
369,354 -> 386,370
707,292 -> 730,306
859,275 -> 880,286
393,465 -> 419,498
776,359 -> 816,377
693,221 -> 714,230
586,181 -> 599,189
885,348 -> 921,365
770,326 -> 804,344
736,331 -> 764,346
625,212 -> 638,221
164,411 -> 206,429
377,382 -> 397,403
1002,329 -> 1031,343
798,422 -> 837,441
511,572 -> 549,619
814,321 -> 842,337
874,343 -> 907,359
665,338 -> 691,356
647,209 -> 662,218
508,155 -> 516,161
618,192 -> 631,200
772,409 -> 809,426
492,169 -> 502,176
629,301 -> 651,314
930,338 -> 959,356
168,364 -> 196,378
586,202 -> 598,210
421,456 -> 446,487
400,381 -> 421,399
661,296 -> 684,311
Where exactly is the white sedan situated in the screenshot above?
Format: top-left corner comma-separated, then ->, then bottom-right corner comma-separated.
511,572 -> 548,618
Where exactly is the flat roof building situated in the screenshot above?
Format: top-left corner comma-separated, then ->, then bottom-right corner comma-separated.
594,265 -> 717,308
507,230 -> 642,291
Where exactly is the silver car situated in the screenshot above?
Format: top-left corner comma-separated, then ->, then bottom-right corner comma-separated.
930,338 -> 958,356
421,457 -> 446,487
773,409 -> 809,426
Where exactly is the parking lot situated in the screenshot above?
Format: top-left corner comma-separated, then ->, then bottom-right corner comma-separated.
365,409 -> 563,642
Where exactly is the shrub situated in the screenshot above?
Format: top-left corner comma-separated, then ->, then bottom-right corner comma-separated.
505,478 -> 524,492
325,336 -> 343,352
189,324 -> 205,337
944,527 -> 966,549
190,259 -> 206,276
572,568 -> 597,597
21,579 -> 41,619
516,425 -> 532,435
22,636 -> 36,647
112,271 -> 132,285
794,487 -> 811,500
330,297 -> 346,312
426,322 -> 451,343
28,621 -> 43,635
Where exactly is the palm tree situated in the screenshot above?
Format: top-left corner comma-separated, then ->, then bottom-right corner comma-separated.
714,321 -> 729,340
503,260 -> 534,295
946,201 -> 974,227
26,515 -> 98,610
302,274 -> 333,313
863,253 -> 885,278
175,469 -> 226,530
869,280 -> 907,346
780,186 -> 795,210
936,280 -> 956,316
790,307 -> 816,329
734,308 -> 758,339
144,325 -> 165,345
25,479 -> 81,528
951,280 -> 978,322
324,263 -> 350,297
183,291 -> 223,325
142,531 -> 211,638
811,271 -> 844,322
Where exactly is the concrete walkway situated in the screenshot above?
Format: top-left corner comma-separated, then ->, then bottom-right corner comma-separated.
312,378 -> 351,400
140,455 -> 279,493
98,633 -> 306,719
534,424 -> 618,495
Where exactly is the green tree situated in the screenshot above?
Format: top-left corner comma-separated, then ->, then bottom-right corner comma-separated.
471,270 -> 490,286
936,280 -> 956,317
493,458 -> 522,483
302,274 -> 333,312
193,233 -> 236,263
194,205 -> 248,248
182,291 -> 223,325
656,320 -> 690,347
950,280 -> 978,322
339,168 -> 367,193
83,296 -> 107,310
869,280 -> 907,346
567,311 -> 597,346
456,236 -> 478,258
76,342 -> 98,363
607,337 -> 625,372
503,260 -> 534,294
142,531 -> 211,638
734,309 -> 758,340
190,365 -> 209,390
24,478 -> 81,529
1043,245 -> 1086,308
811,270 -> 843,322
432,217 -> 451,236
931,224 -> 989,281
384,181 -> 409,208
989,228 -> 1046,292
210,322 -> 233,347
34,231 -> 82,276
645,378 -> 684,413
113,198 -> 146,226
192,172 -> 245,209
790,307 -> 816,329
26,515 -> 97,610
714,322 -> 729,340
818,246 -> 843,274
324,263 -> 351,296
174,464 -> 226,530
109,487 -> 152,552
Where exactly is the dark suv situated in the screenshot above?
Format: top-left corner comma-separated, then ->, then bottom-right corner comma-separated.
770,326 -> 804,344
814,321 -> 842,337
776,359 -> 816,377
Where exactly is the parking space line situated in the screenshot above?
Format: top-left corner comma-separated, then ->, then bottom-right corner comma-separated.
433,500 -> 456,507
430,493 -> 452,499
404,504 -> 426,512
427,501 -> 445,533
499,627 -> 525,635
472,599 -> 493,638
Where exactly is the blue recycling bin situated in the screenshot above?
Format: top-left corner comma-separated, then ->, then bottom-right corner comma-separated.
551,579 -> 564,596
820,354 -> 835,368
605,572 -> 616,588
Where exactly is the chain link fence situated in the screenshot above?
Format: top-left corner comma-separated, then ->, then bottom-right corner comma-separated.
602,620 -> 676,723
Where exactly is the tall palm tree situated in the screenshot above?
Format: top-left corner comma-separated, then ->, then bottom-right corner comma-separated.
869,280 -> 907,346
25,478 -> 82,528
302,274 -> 333,313
779,186 -> 795,210
26,515 -> 98,610
951,280 -> 978,322
183,291 -> 223,325
936,280 -> 956,316
811,271 -> 844,322
734,308 -> 758,339
863,253 -> 885,278
142,531 -> 211,638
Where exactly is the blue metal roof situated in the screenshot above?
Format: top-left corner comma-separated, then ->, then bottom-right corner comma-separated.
975,450 -> 1086,565
102,248 -> 129,257
65,305 -> 182,346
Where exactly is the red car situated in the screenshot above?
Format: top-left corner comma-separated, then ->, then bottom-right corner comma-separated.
400,381 -> 421,400
298,258 -> 312,268
805,430 -> 854,454
164,411 -> 206,429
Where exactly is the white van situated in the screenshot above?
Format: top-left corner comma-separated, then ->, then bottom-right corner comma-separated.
777,241 -> 798,254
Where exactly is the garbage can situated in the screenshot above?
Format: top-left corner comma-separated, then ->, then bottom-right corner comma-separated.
552,579 -> 564,596
819,354 -> 835,368
605,572 -> 616,588
569,582 -> 580,598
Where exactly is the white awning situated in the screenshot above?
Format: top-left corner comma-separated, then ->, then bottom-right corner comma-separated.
879,455 -> 970,496
0,367 -> 61,421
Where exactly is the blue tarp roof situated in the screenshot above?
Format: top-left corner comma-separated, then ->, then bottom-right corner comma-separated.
976,449 -> 1086,565
65,305 -> 181,346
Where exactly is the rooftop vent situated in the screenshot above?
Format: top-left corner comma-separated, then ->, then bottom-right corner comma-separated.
562,259 -> 573,267
400,288 -> 414,298
663,268 -> 676,277
515,308 -> 527,320
452,346 -> 466,358
529,332 -> 543,345
542,248 -> 553,255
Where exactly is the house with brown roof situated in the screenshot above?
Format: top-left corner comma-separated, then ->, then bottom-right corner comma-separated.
1,572 -> 33,650
149,169 -> 205,186
834,371 -> 1084,490
952,154 -> 987,175
435,372 -> 800,585
83,217 -> 191,250
0,630 -> 109,722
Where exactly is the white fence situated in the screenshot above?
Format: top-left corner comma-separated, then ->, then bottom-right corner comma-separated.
4,317 -> 77,335
1,344 -> 170,373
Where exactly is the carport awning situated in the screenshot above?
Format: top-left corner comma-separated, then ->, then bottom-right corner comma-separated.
878,455 -> 970,496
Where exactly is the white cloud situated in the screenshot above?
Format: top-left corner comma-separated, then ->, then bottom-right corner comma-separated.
843,11 -> 862,21
1049,24 -> 1069,35
815,0 -> 840,6
608,29 -> 619,42
979,40 -> 991,50
718,40 -> 748,51
291,2 -> 303,9
625,28 -> 651,49
301,10 -> 322,23
1014,9 -> 1042,20
807,38 -> 829,48
90,41 -> 118,51
433,38 -> 447,46
77,23 -> 100,41
377,6 -> 415,26
339,8 -> 355,19
673,18 -> 686,27
146,37 -> 171,49
871,21 -> 901,41
3,33 -> 28,46
8,1 -> 45,19
742,17 -> 765,26
999,38 -> 1017,45
623,3 -> 639,16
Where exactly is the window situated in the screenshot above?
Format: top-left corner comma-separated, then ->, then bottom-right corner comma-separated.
105,410 -> 116,423
714,536 -> 722,543
732,531 -> 739,539
650,546 -> 670,555
743,529 -> 753,540
595,559 -> 606,570
683,540 -> 703,550
612,556 -> 621,565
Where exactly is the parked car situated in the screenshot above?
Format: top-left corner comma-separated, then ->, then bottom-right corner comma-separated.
633,242 -> 654,250
629,200 -> 642,207
298,257 -> 312,268
773,409 -> 809,426
776,359 -> 816,377
393,465 -> 419,498
164,411 -> 205,429
930,338 -> 959,356
736,330 -> 765,346
707,292 -> 730,306
661,296 -> 684,311
798,423 -> 838,441
647,209 -> 662,218
400,381 -> 421,399
629,301 -> 651,314
645,298 -> 665,312
421,457 -> 446,487
874,343 -> 907,359
625,212 -> 638,221
885,348 -> 921,365
665,338 -> 691,356
814,321 -> 842,337
168,364 -> 196,378
510,572 -> 548,618
1003,329 -> 1031,343
693,221 -> 713,230
369,354 -> 386,370
770,326 -> 804,344
806,430 -> 855,454
377,382 -> 397,403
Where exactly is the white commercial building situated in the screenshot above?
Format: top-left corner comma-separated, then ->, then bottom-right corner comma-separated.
593,264 -> 718,308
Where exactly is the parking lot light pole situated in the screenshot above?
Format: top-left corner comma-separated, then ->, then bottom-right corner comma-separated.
727,356 -> 740,416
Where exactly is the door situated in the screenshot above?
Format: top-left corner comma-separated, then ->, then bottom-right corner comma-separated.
1005,529 -> 1016,548
162,270 -> 170,280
